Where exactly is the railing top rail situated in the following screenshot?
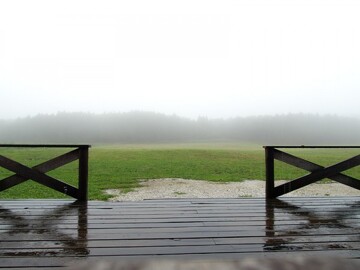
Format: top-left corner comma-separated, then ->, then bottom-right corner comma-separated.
0,144 -> 91,148
263,145 -> 360,149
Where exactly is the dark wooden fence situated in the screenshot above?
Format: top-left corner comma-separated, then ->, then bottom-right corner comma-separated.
264,146 -> 360,199
0,144 -> 90,201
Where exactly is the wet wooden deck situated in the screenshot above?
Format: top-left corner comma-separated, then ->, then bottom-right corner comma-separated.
0,197 -> 359,269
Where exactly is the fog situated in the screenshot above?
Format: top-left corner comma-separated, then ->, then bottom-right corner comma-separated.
1,1 -> 360,120
1,112 -> 360,145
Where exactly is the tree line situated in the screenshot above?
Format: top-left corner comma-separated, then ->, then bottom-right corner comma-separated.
1,112 -> 360,145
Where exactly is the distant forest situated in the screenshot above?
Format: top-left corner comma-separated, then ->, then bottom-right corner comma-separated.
1,112 -> 360,145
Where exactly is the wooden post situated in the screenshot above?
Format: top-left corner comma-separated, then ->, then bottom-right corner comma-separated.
78,146 -> 89,201
265,146 -> 275,199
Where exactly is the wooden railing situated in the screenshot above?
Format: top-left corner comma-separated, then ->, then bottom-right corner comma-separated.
264,146 -> 360,199
0,144 -> 90,201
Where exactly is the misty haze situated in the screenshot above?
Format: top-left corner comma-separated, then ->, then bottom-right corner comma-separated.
1,112 -> 360,145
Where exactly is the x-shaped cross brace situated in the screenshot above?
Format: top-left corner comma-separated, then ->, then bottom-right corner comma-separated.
268,149 -> 360,198
0,149 -> 82,199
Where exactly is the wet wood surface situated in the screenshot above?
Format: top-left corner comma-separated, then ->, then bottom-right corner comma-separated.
0,197 -> 359,269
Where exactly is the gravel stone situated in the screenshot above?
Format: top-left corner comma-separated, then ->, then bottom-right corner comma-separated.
105,179 -> 360,201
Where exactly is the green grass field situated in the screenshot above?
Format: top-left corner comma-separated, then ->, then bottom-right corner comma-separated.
0,143 -> 359,200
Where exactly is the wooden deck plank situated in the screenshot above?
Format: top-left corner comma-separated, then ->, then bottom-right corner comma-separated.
1,250 -> 359,269
1,218 -> 359,229
1,234 -> 360,249
1,224 -> 359,234
2,242 -> 360,257
2,205 -> 358,212
0,197 -> 359,269
2,232 -> 359,244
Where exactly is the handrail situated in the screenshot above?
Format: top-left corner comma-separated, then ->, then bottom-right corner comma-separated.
0,144 -> 90,148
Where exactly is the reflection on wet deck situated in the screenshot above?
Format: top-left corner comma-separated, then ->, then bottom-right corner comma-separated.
0,197 -> 359,269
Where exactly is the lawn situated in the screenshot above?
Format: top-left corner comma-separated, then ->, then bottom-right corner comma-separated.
0,143 -> 359,200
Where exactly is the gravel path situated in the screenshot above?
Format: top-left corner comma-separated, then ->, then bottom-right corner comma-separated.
105,178 -> 360,201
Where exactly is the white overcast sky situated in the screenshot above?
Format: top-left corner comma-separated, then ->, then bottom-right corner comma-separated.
1,0 -> 360,120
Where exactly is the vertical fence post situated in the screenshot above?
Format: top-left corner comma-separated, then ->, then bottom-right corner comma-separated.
78,146 -> 89,201
265,146 -> 275,199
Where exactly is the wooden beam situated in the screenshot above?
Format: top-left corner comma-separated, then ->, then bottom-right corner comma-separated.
78,147 -> 89,201
265,147 -> 275,199
0,144 -> 90,148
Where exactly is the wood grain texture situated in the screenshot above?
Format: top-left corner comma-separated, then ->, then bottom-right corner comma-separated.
0,197 -> 359,269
